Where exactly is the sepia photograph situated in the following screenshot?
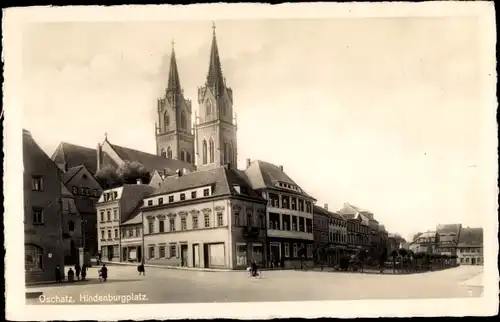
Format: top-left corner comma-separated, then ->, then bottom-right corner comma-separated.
3,2 -> 498,320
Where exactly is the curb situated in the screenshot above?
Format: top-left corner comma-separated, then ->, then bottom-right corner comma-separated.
26,279 -> 93,287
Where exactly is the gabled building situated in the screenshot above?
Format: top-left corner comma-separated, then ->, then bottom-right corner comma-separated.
60,181 -> 81,264
142,165 -> 267,269
313,204 -> 330,253
457,227 -> 483,265
24,129 -> 65,283
120,205 -> 145,262
52,142 -> 98,174
326,209 -> 347,265
435,223 -> 462,257
244,160 -> 316,269
62,164 -> 102,257
409,231 -> 438,254
96,181 -> 155,262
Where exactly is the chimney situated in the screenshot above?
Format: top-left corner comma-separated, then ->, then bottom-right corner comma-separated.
136,178 -> 142,185
324,203 -> 328,211
96,143 -> 102,171
246,158 -> 251,169
279,165 -> 283,171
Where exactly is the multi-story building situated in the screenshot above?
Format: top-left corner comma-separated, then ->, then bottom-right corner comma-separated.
327,211 -> 347,265
24,129 -> 65,283
60,182 -> 82,264
142,166 -> 267,269
409,231 -> 438,254
435,223 -> 462,257
341,213 -> 369,256
61,164 -> 102,258
120,206 -> 144,262
244,160 -> 315,269
96,182 -> 154,261
457,227 -> 483,265
313,204 -> 330,260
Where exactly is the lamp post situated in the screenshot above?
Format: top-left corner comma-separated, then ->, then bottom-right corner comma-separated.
79,214 -> 86,266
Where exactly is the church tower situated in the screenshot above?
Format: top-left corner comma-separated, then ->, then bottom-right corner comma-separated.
195,23 -> 237,171
155,42 -> 195,166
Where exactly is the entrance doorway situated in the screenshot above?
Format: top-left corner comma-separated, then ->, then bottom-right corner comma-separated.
137,246 -> 142,262
107,245 -> 114,261
192,244 -> 200,267
181,244 -> 188,267
270,243 -> 280,268
471,258 -> 476,265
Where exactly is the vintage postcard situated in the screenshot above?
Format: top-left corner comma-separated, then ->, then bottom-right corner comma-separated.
3,2 -> 498,320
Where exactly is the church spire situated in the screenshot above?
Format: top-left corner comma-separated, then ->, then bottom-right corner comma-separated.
167,40 -> 182,95
206,22 -> 225,97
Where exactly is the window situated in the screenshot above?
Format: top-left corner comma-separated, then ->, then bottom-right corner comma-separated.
202,140 -> 208,164
159,198 -> 164,205
299,217 -> 305,232
209,139 -> 215,163
148,200 -> 153,206
167,147 -> 173,159
305,201 -> 312,213
284,243 -> 290,257
292,216 -> 297,231
217,212 -> 223,226
32,207 -> 43,225
181,217 -> 187,230
168,196 -> 174,203
107,230 -> 111,239
193,216 -> 199,229
159,220 -> 165,233
148,220 -> 154,234
180,193 -> 185,201
298,199 -> 304,212
281,195 -> 290,209
101,230 -> 105,240
291,198 -> 297,210
293,243 -> 298,257
259,215 -> 265,229
191,191 -> 197,199
107,211 -> 111,221
269,193 -> 280,207
306,218 -> 313,233
234,212 -> 240,226
72,186 -> 78,194
169,218 -> 175,231
159,245 -> 166,258
307,244 -> 313,258
113,209 -> 118,221
25,244 -> 43,270
203,189 -> 210,197
186,152 -> 191,163
149,246 -> 155,259
136,227 -> 140,236
204,214 -> 210,228
114,229 -> 118,238
206,100 -> 212,116
129,228 -> 134,237
68,221 -> 74,231
32,176 -> 43,191
247,213 -> 253,227
164,111 -> 170,127
180,112 -> 187,129
170,245 -> 177,258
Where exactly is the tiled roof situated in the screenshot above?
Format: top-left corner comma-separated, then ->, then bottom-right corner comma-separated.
62,165 -> 84,184
109,143 -> 195,174
436,223 -> 462,234
458,227 -> 483,246
74,196 -> 97,214
313,205 -> 330,216
122,202 -> 144,225
340,213 -> 357,220
244,160 -> 314,199
153,166 -> 265,202
51,142 -> 98,175
120,184 -> 155,223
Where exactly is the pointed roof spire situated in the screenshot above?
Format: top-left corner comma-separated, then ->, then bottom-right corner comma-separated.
206,21 -> 225,97
167,39 -> 182,94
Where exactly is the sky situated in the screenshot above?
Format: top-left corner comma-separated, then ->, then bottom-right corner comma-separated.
21,17 -> 495,240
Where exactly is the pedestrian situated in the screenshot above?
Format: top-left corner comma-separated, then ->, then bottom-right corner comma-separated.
81,264 -> 87,281
137,262 -> 145,276
74,263 -> 81,281
67,268 -> 75,282
100,263 -> 108,282
97,252 -> 102,265
55,265 -> 62,283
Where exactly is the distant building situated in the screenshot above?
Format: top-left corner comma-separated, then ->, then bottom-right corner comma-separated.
96,181 -> 154,262
142,166 -> 267,269
244,160 -> 316,269
457,227 -> 483,265
60,181 -> 81,264
120,206 -> 144,262
313,204 -> 330,256
409,231 -> 438,254
24,129 -> 65,283
327,211 -> 347,265
338,203 -> 370,255
435,223 -> 461,257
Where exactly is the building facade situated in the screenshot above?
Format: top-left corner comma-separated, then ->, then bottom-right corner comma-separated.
96,183 -> 154,261
24,129 -> 65,283
62,165 -> 102,257
327,211 -> 347,265
142,166 -> 267,269
60,182 -> 82,264
313,204 -> 330,262
457,227 -> 483,265
244,160 -> 315,269
409,231 -> 438,254
120,209 -> 144,262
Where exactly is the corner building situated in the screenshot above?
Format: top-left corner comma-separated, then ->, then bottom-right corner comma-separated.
244,160 -> 316,269
142,166 -> 267,269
